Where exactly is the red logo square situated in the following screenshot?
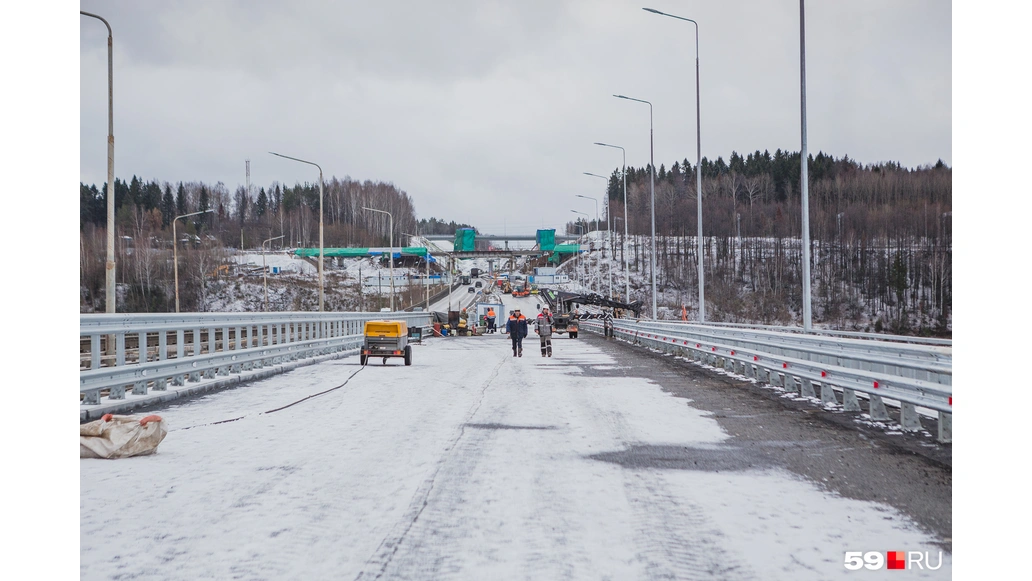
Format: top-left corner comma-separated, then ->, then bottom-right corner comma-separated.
887,551 -> 906,570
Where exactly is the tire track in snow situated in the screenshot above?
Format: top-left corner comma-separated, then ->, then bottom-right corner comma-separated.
352,350 -> 510,581
584,380 -> 755,580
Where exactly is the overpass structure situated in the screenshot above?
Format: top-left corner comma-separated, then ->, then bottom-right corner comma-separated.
79,294 -> 952,578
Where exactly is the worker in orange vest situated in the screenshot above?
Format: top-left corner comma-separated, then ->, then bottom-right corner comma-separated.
486,307 -> 497,333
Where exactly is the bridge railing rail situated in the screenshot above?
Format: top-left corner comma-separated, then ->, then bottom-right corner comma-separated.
80,311 -> 431,407
581,318 -> 952,443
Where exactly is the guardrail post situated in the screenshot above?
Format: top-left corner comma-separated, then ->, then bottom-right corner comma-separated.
82,389 -> 100,405
90,334 -> 101,370
134,380 -> 147,395
154,377 -> 167,391
842,388 -> 861,411
116,332 -> 126,367
159,331 -> 167,362
770,371 -> 783,388
899,402 -> 922,432
189,371 -> 201,383
800,378 -> 816,398
110,383 -> 125,399
938,412 -> 952,443
784,375 -> 798,393
868,394 -> 890,421
820,383 -> 837,405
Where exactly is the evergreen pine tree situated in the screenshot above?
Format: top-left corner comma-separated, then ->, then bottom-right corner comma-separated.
161,184 -> 175,227
175,182 -> 187,216
129,175 -> 143,207
256,187 -> 268,219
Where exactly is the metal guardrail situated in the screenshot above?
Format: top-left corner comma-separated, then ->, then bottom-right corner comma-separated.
581,319 -> 952,443
80,311 -> 431,407
693,320 -> 952,347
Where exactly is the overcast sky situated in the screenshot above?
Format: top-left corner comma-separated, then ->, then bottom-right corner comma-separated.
79,0 -> 951,235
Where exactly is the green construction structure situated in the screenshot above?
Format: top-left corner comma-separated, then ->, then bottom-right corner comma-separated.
453,228 -> 476,252
536,229 -> 556,252
547,243 -> 581,263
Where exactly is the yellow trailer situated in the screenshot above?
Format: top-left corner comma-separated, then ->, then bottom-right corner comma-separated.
361,320 -> 412,366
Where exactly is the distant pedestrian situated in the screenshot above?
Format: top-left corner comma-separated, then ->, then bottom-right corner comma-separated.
536,307 -> 555,357
486,307 -> 497,333
505,308 -> 529,357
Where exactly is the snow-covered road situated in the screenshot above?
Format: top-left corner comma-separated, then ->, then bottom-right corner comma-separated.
81,312 -> 949,580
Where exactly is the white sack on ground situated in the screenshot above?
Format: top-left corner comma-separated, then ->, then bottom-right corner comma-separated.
80,414 -> 168,459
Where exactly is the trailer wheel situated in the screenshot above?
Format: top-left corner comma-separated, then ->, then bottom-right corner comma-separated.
570,332 -> 578,339
360,353 -> 368,366
404,345 -> 412,366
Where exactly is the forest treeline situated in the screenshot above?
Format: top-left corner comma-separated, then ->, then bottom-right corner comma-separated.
80,149 -> 951,336
79,175 -> 434,311
574,149 -> 951,335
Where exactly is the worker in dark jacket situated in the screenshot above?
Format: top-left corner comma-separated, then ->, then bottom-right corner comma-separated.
505,309 -> 529,357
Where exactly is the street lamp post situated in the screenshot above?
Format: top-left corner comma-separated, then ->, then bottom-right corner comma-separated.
613,94 -> 658,319
799,0 -> 813,331
173,209 -> 213,313
263,235 -> 285,311
81,11 -> 116,314
643,7 -> 705,322
595,143 -> 630,302
270,152 -> 324,311
571,210 -> 591,292
580,179 -> 612,298
364,207 -> 395,311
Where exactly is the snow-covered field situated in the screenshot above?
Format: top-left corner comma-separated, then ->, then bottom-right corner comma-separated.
81,293 -> 949,579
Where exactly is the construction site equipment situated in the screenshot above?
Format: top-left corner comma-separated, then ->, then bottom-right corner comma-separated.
360,320 -> 412,366
553,313 -> 579,339
549,291 -> 644,318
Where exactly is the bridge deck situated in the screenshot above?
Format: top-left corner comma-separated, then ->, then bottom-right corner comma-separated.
80,294 -> 951,578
